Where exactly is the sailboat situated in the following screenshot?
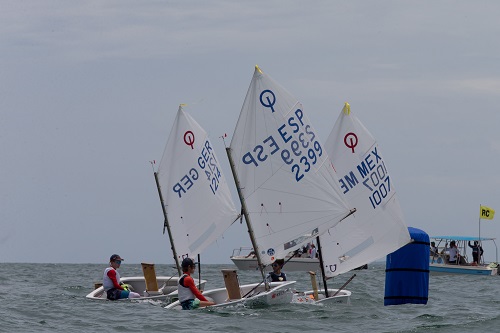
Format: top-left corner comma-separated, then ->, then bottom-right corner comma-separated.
167,66 -> 355,309
87,105 -> 239,301
293,103 -> 411,305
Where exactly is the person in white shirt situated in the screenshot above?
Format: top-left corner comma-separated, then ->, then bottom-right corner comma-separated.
309,244 -> 317,259
447,241 -> 460,264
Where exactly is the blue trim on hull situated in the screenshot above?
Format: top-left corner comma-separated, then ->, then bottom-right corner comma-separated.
429,265 -> 495,275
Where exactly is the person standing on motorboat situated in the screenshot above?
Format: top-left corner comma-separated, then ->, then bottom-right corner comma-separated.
178,258 -> 215,310
430,242 -> 439,256
309,244 -> 317,259
468,240 -> 484,265
267,259 -> 287,282
103,254 -> 141,300
447,241 -> 460,264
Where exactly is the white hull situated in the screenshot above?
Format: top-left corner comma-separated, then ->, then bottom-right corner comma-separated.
231,256 -> 319,271
292,288 -> 351,306
165,281 -> 296,309
86,276 -> 207,301
429,262 -> 498,276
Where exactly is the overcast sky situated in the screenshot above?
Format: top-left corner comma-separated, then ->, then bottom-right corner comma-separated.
2,1 -> 499,265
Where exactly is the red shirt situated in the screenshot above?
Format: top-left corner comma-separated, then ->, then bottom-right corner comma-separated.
182,273 -> 207,301
107,269 -> 124,290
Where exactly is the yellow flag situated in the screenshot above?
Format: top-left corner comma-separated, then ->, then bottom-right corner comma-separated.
480,206 -> 495,220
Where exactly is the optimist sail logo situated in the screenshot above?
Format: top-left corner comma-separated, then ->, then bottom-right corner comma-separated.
184,131 -> 195,149
344,132 -> 358,153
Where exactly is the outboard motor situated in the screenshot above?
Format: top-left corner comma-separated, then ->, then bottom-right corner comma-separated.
384,227 -> 429,305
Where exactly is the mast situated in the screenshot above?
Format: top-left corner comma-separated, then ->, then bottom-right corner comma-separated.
226,147 -> 267,283
316,236 -> 330,298
154,171 -> 181,276
197,254 -> 201,288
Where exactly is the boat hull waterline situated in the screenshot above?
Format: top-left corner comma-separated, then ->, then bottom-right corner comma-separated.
165,281 -> 296,309
429,261 -> 498,275
86,276 -> 207,301
291,288 -> 351,306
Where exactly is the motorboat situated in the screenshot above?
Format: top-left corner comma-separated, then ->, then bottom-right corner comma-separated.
230,247 -> 319,272
429,236 -> 499,275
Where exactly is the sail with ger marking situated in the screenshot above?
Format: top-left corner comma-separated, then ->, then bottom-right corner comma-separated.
157,105 -> 239,260
320,103 -> 411,277
229,66 -> 352,266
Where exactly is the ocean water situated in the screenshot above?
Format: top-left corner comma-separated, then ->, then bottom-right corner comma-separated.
1,262 -> 499,333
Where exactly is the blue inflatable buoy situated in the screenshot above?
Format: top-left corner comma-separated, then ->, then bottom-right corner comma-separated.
384,227 -> 429,306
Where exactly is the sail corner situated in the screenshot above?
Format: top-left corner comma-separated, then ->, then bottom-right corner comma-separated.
342,102 -> 350,115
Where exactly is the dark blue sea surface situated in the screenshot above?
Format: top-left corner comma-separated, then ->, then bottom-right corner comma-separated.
1,262 -> 499,332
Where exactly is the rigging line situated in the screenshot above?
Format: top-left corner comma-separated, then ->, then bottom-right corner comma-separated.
241,252 -> 297,299
241,277 -> 265,299
331,274 -> 356,297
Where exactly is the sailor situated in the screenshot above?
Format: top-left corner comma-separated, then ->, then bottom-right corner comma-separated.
267,259 -> 287,282
178,258 -> 215,310
103,254 -> 141,300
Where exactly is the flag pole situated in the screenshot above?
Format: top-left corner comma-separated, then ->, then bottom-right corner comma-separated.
479,204 -> 482,264
479,204 -> 481,241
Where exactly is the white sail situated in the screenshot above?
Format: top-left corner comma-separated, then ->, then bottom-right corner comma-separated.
157,105 -> 239,260
229,66 -> 352,266
321,103 -> 411,277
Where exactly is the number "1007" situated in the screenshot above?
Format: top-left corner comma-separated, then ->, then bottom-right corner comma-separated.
363,162 -> 391,209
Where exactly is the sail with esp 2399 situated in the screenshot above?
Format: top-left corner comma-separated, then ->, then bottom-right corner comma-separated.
228,66 -> 355,268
